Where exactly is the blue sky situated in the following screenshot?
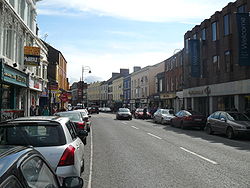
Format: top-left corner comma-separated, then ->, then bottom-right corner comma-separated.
37,0 -> 231,84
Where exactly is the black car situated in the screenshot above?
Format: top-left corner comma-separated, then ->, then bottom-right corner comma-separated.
116,108 -> 132,120
0,145 -> 83,188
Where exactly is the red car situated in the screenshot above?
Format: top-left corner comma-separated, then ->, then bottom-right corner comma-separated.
134,108 -> 151,119
170,110 -> 206,130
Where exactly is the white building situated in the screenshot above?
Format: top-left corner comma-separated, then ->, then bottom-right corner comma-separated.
0,0 -> 48,120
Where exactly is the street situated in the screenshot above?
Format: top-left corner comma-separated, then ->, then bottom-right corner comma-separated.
82,113 -> 250,188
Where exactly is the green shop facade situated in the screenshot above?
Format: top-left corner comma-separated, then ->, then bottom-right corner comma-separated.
0,59 -> 28,122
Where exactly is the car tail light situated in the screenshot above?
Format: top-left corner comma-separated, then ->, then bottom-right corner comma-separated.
58,145 -> 75,166
77,122 -> 85,129
184,116 -> 192,121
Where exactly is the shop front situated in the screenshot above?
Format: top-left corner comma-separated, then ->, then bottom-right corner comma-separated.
160,93 -> 176,109
0,61 -> 28,121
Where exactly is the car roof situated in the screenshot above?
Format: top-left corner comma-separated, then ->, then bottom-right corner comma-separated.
0,146 -> 38,177
0,116 -> 70,126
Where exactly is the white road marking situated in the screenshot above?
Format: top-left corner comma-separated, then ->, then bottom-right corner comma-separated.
131,126 -> 139,129
122,122 -> 128,125
87,127 -> 93,188
147,133 -> 162,140
180,147 -> 218,165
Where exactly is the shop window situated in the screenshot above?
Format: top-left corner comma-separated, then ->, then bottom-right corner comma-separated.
2,85 -> 11,109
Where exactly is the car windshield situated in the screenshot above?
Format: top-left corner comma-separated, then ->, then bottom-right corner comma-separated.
119,108 -> 130,112
57,113 -> 81,121
0,124 -> 66,147
227,113 -> 250,121
162,110 -> 174,115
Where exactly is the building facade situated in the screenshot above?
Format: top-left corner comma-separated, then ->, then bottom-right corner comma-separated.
112,76 -> 124,110
87,81 -> 101,106
0,0 -> 48,120
123,75 -> 131,108
99,81 -> 108,107
183,0 -> 250,115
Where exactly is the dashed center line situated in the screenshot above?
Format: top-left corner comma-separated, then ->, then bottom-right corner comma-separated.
180,147 -> 218,165
131,126 -> 139,129
147,133 -> 162,140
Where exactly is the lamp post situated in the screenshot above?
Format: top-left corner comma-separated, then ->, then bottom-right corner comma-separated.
81,66 -> 91,108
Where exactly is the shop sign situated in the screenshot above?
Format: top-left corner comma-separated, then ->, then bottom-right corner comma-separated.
140,99 -> 147,103
188,90 -> 204,95
24,46 -> 41,66
29,78 -> 42,91
130,100 -> 135,103
160,93 -> 176,99
59,93 -> 71,102
3,66 -> 27,87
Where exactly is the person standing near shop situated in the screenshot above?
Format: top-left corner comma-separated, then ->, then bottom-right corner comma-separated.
30,105 -> 35,116
35,105 -> 41,116
42,106 -> 50,116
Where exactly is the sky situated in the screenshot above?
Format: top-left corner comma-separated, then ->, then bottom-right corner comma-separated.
36,0 -> 231,84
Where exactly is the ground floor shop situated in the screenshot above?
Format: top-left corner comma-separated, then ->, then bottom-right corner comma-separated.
183,79 -> 250,116
0,62 -> 28,121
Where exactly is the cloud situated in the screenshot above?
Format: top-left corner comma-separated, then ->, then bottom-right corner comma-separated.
37,0 -> 230,22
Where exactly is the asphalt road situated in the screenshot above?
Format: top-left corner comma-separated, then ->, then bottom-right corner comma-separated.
82,113 -> 250,188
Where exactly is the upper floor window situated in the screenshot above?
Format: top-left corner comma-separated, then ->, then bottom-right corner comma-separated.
223,14 -> 230,36
193,34 -> 197,39
212,22 -> 218,41
201,28 -> 206,40
224,51 -> 231,73
237,4 -> 246,13
185,38 -> 189,54
213,55 -> 220,71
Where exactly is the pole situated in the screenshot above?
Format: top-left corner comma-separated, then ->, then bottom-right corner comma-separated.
82,66 -> 84,108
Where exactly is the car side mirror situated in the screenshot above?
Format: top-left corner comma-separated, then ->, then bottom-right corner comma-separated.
62,176 -> 83,188
220,118 -> 226,122
84,117 -> 89,121
77,130 -> 88,138
88,115 -> 91,118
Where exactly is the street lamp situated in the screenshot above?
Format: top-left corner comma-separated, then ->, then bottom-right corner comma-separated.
81,66 -> 91,108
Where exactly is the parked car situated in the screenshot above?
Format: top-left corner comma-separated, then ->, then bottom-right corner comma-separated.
74,109 -> 91,132
87,106 -> 99,114
55,111 -> 89,143
0,145 -> 83,188
206,111 -> 250,139
0,116 -> 87,179
100,107 -> 112,112
170,110 -> 206,129
116,108 -> 132,120
153,109 -> 175,124
134,108 -> 151,119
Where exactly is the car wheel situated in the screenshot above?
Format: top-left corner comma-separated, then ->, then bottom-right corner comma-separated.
226,127 -> 234,139
161,118 -> 165,125
81,159 -> 84,173
206,125 -> 213,135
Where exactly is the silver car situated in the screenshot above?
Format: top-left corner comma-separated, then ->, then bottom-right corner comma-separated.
0,116 -> 87,179
153,109 -> 175,124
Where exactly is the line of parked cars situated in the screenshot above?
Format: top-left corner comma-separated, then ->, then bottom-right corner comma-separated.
0,108 -> 93,187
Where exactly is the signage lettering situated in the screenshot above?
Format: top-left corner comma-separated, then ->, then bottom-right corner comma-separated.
4,72 -> 26,84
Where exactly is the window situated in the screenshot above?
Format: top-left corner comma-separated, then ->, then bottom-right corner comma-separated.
22,157 -> 58,188
66,122 -> 78,140
193,34 -> 197,39
0,176 -> 22,188
223,14 -> 230,36
159,79 -> 163,92
201,28 -> 206,40
212,22 -> 217,41
185,38 -> 189,54
213,55 -> 220,71
237,4 -> 246,13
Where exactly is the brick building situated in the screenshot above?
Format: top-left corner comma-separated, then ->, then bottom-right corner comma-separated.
183,0 -> 250,115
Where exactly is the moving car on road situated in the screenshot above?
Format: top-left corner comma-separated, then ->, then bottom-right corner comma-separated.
134,108 -> 151,119
170,110 -> 206,129
153,109 -> 175,124
0,145 -> 83,188
0,116 -> 87,179
206,111 -> 250,139
116,108 -> 132,120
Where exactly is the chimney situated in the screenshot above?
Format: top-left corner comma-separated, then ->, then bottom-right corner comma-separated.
120,68 -> 129,76
133,66 -> 141,72
112,72 -> 120,78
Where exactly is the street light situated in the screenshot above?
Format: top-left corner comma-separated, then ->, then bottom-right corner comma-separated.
81,66 -> 91,108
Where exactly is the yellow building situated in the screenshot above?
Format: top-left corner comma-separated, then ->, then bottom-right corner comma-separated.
112,77 -> 124,102
87,82 -> 101,106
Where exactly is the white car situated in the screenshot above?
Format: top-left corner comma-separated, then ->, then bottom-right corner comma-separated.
0,116 -> 87,179
153,109 -> 175,124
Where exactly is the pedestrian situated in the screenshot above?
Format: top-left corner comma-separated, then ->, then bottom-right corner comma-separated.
143,107 -> 147,120
35,105 -> 41,116
30,105 -> 35,116
42,106 -> 50,116
52,106 -> 58,115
